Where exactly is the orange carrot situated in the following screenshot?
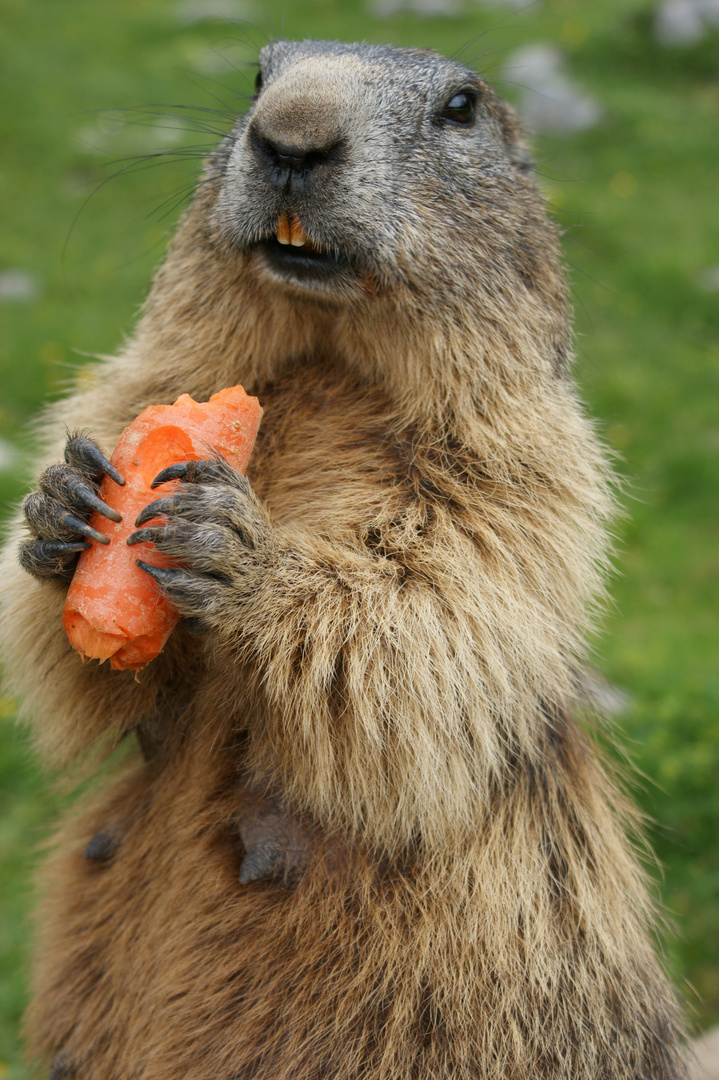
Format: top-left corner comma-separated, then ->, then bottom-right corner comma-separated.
62,385 -> 262,671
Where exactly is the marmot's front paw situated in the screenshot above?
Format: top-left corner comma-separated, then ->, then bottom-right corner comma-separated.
19,433 -> 125,582
128,457 -> 272,634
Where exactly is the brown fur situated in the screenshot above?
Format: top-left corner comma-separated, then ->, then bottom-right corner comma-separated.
1,40 -> 687,1078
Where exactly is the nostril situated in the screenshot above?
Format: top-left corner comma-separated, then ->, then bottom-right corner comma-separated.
275,148 -> 308,169
249,126 -> 301,167
248,125 -> 344,179
248,126 -> 275,166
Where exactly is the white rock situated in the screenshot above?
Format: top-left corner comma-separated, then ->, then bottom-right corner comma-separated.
477,0 -> 539,7
185,44 -> 240,75
371,0 -> 461,17
699,264 -> 719,292
503,44 -> 602,135
689,1025 -> 719,1080
583,672 -> 632,717
0,438 -> 17,472
74,116 -> 125,155
152,115 -> 192,147
0,269 -> 41,303
505,43 -> 563,83
654,0 -> 719,45
706,0 -> 719,26
174,0 -> 255,24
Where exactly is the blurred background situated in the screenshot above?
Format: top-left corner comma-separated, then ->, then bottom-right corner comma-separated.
0,0 -> 717,1076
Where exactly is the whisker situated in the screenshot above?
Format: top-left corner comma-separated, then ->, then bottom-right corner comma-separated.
451,0 -> 543,63
61,146 -> 220,265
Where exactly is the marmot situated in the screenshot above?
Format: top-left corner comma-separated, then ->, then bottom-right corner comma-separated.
1,40 -> 688,1080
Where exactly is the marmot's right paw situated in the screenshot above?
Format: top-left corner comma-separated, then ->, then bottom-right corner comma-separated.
83,828 -> 121,862
19,433 -> 124,582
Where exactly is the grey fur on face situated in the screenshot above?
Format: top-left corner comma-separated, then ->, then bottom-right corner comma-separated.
212,41 -> 532,301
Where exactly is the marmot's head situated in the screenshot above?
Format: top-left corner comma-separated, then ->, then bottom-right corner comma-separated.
152,41 -> 572,416
210,41 -> 546,308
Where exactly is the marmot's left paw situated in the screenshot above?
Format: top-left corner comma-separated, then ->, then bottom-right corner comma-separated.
49,1052 -> 74,1080
127,458 -> 271,633
237,798 -> 313,887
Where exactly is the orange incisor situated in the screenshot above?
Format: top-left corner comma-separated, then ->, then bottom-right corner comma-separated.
276,212 -> 308,246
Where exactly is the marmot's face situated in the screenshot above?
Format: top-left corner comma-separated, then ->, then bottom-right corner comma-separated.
210,40 -> 536,306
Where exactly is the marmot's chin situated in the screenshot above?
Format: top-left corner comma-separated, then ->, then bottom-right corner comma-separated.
255,237 -> 358,296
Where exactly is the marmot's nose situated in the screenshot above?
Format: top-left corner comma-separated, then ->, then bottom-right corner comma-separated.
248,70 -> 346,193
248,123 -> 343,191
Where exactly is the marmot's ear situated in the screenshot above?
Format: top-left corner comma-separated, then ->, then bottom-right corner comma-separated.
492,98 -> 535,176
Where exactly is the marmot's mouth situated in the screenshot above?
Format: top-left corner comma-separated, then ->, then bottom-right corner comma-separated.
254,213 -> 354,288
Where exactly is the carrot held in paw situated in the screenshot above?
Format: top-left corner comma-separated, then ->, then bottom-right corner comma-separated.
62,385 -> 262,671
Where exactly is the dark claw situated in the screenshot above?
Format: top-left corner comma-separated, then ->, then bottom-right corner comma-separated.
135,559 -> 186,587
38,466 -> 123,525
19,539 -> 91,581
57,509 -> 109,545
66,435 -> 124,486
127,527 -> 164,547
83,829 -> 120,861
151,459 -> 206,488
65,475 -> 122,522
39,540 -> 91,556
134,496 -> 180,528
151,457 -> 199,488
24,491 -> 77,542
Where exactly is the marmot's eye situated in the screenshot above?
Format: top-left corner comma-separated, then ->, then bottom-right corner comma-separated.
254,70 -> 263,95
440,92 -> 475,126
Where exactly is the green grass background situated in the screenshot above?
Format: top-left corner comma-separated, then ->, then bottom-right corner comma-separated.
1,0 -> 717,1075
